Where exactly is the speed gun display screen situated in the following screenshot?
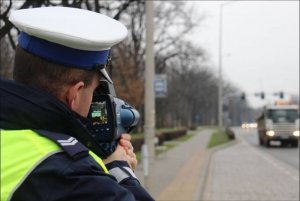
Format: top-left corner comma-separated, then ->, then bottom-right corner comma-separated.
90,101 -> 108,125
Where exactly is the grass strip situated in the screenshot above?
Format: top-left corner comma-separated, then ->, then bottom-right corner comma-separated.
207,129 -> 230,148
136,132 -> 195,162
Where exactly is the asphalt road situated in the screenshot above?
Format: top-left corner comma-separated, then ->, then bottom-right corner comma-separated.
203,127 -> 299,201
232,127 -> 299,170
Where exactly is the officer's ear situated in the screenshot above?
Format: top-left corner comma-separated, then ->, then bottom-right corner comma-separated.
65,81 -> 85,110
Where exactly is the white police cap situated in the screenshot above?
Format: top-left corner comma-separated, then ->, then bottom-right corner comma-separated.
9,6 -> 128,83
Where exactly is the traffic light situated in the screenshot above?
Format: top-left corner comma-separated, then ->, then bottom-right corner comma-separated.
279,91 -> 284,99
261,92 -> 265,99
241,92 -> 245,100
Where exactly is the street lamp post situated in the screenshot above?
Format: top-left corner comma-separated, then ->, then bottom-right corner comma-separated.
218,3 -> 224,129
218,1 -> 237,129
144,0 -> 155,192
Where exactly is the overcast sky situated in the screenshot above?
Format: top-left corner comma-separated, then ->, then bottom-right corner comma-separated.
187,1 -> 299,108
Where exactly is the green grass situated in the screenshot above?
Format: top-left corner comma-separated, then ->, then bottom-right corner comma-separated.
135,132 -> 195,162
131,127 -> 187,140
177,132 -> 195,142
207,129 -> 231,148
136,152 -> 141,162
156,127 -> 185,133
131,133 -> 143,140
160,133 -> 194,152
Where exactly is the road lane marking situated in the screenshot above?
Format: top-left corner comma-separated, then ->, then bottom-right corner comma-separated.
243,141 -> 299,182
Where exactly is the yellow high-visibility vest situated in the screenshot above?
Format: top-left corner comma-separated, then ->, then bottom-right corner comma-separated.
0,129 -> 108,201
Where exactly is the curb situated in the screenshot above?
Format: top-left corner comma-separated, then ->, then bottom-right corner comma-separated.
197,138 -> 241,200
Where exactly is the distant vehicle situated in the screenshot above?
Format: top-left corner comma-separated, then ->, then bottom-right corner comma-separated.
241,122 -> 257,129
256,104 -> 299,147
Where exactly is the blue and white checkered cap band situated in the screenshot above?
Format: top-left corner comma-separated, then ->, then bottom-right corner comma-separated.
18,32 -> 110,69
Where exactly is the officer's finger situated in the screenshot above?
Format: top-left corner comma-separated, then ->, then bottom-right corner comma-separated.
120,133 -> 131,141
119,138 -> 133,150
126,146 -> 134,157
128,152 -> 137,170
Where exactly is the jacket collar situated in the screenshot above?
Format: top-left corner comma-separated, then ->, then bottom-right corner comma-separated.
0,77 -> 106,157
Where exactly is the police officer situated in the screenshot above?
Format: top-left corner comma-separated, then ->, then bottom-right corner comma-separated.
0,7 -> 154,201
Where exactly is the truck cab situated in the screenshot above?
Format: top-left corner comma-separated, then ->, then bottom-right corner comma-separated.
256,105 -> 299,147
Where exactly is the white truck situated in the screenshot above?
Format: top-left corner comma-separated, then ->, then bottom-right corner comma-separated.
256,104 -> 299,147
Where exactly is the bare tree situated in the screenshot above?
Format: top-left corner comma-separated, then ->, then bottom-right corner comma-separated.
0,35 -> 14,78
111,1 -> 205,106
0,0 -> 249,128
0,0 -> 139,78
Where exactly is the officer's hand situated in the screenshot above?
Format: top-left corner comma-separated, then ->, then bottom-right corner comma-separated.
103,144 -> 127,165
103,134 -> 137,170
119,134 -> 137,170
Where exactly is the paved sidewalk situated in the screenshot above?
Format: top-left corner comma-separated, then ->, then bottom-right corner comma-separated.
135,129 -> 213,200
202,140 -> 300,201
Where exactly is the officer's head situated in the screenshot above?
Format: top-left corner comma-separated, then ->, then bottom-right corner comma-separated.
9,7 -> 127,117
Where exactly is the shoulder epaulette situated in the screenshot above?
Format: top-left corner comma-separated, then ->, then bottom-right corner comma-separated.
35,130 -> 89,159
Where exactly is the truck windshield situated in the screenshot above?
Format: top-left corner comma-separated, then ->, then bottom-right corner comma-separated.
267,109 -> 299,123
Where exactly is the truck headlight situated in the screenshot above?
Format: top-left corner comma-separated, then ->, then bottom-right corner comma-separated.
293,130 -> 299,137
266,130 -> 275,136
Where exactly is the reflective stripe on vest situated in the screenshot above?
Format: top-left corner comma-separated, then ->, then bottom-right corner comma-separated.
89,151 -> 109,173
0,129 -> 108,201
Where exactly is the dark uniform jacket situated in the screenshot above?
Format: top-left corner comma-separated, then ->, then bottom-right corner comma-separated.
0,77 -> 154,201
